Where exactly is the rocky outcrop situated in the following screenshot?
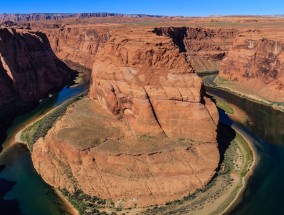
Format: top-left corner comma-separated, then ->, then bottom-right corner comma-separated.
90,28 -> 218,140
0,28 -> 75,126
33,98 -> 219,208
219,30 -> 284,102
32,28 -> 220,208
44,26 -> 110,69
184,28 -> 238,72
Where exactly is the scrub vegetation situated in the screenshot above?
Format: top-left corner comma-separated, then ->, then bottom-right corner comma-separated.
21,91 -> 87,151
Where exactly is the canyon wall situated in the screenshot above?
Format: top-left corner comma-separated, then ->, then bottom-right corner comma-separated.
219,30 -> 284,102
153,27 -> 238,72
44,26 -> 110,69
0,28 -> 75,126
154,27 -> 284,102
44,26 -> 237,72
32,27 -> 220,208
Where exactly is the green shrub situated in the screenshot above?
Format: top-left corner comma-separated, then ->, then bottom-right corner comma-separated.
21,91 -> 87,151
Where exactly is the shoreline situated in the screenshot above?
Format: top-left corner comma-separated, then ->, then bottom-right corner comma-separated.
200,127 -> 257,215
211,79 -> 284,113
8,108 -> 81,215
220,124 -> 258,215
54,189 -> 80,215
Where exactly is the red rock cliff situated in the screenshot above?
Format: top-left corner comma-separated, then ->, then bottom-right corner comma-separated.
220,30 -> 284,102
90,28 -> 219,140
153,27 -> 238,72
44,26 -> 110,69
0,28 -> 74,124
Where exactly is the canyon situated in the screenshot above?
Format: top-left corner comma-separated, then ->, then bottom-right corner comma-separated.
0,15 -> 284,214
35,18 -> 284,104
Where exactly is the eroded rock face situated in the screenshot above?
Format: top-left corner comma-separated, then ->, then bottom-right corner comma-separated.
33,98 -> 219,208
220,30 -> 284,102
32,28 -> 220,208
90,29 -> 218,140
0,28 -> 74,125
153,27 -> 238,72
45,26 -> 110,69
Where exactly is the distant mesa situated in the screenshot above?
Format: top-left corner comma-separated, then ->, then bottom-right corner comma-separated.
0,13 -> 164,22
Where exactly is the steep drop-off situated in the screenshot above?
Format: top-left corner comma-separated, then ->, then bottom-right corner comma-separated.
32,28 -> 219,208
153,26 -> 284,103
219,29 -> 284,102
44,26 -> 238,72
0,28 -> 75,127
44,26 -> 110,69
153,27 -> 238,72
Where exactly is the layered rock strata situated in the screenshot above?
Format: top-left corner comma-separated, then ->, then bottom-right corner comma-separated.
33,28 -> 220,208
153,27 -> 238,72
44,26 -> 110,69
220,30 -> 284,102
0,28 -> 74,126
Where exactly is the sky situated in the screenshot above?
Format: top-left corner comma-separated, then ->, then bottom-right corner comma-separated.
0,0 -> 283,16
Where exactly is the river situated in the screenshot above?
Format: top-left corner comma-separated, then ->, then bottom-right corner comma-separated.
0,85 -> 87,215
206,87 -> 284,215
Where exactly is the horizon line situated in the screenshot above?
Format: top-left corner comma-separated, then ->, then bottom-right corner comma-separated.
0,12 -> 284,18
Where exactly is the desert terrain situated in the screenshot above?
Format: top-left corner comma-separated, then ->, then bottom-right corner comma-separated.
0,14 -> 283,214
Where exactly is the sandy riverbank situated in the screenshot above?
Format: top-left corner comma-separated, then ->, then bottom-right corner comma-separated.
10,113 -> 80,215
54,189 -> 80,215
213,79 -> 284,113
220,126 -> 258,215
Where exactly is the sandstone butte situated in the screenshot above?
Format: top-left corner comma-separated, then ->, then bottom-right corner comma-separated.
0,28 -> 74,127
32,27 -> 220,208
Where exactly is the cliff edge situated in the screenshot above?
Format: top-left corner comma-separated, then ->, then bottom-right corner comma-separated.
0,28 -> 75,127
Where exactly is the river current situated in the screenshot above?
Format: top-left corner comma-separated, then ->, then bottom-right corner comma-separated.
0,85 -> 87,215
207,87 -> 284,215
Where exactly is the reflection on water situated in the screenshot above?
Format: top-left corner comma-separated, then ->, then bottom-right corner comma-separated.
207,87 -> 284,146
0,144 -> 64,215
0,85 -> 87,215
206,87 -> 284,215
